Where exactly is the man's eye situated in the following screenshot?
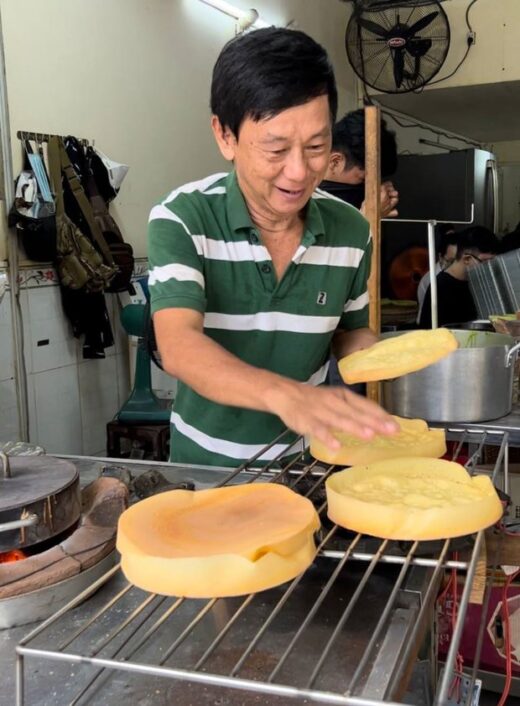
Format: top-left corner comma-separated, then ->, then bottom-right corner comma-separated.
307,144 -> 325,151
269,149 -> 287,155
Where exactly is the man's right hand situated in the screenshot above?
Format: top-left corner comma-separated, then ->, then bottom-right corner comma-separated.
264,380 -> 399,450
381,181 -> 399,218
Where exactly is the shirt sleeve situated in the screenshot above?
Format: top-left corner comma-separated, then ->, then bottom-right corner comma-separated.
147,201 -> 206,315
338,236 -> 372,330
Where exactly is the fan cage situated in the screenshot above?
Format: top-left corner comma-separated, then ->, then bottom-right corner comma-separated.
346,1 -> 451,94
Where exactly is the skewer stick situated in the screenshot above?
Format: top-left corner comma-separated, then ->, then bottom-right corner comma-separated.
364,106 -> 381,403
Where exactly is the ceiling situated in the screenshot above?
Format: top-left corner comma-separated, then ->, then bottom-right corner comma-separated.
374,80 -> 520,144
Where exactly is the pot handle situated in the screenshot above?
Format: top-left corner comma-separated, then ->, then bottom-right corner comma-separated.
506,341 -> 520,367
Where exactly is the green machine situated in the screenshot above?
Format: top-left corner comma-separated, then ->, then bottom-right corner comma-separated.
116,303 -> 170,423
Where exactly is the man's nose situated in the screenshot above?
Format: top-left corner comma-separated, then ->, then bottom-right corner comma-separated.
283,149 -> 308,182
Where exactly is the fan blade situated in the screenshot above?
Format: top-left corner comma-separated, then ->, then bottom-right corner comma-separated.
356,17 -> 389,38
405,11 -> 439,38
406,38 -> 432,58
392,48 -> 405,88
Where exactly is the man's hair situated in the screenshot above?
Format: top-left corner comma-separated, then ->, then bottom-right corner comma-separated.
456,226 -> 499,260
331,109 -> 398,178
436,224 -> 457,257
210,27 -> 337,137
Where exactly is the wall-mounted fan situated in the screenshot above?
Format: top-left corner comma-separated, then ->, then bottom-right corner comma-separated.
346,1 -> 451,94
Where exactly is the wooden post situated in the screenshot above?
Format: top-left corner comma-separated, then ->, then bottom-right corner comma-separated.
364,106 -> 382,403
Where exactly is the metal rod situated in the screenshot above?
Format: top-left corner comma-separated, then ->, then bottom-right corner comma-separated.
57,582 -> 134,652
320,550 -> 468,570
436,531 -> 485,705
16,130 -> 89,146
16,645 -> 407,706
69,594 -> 170,706
17,563 -> 121,647
193,594 -> 255,671
230,524 -> 341,677
159,598 -> 218,666
344,542 -> 419,695
15,653 -> 24,706
217,428 -> 294,486
0,513 -> 38,533
306,539 -> 390,689
385,539 -> 451,697
463,566 -> 497,706
86,592 -> 161,658
268,535 -> 365,682
428,220 -> 438,329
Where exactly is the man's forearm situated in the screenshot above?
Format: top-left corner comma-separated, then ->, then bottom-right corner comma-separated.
331,327 -> 378,360
159,324 -> 297,413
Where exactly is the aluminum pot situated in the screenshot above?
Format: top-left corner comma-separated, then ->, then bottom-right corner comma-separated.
381,330 -> 520,423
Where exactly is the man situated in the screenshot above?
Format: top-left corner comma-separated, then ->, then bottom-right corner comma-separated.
320,109 -> 399,218
148,28 -> 398,467
419,226 -> 498,328
416,224 -> 458,324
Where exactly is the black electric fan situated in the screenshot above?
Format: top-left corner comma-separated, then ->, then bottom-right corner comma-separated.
346,1 -> 451,94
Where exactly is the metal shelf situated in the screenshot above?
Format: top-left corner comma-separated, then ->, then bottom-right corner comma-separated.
15,430 -> 509,706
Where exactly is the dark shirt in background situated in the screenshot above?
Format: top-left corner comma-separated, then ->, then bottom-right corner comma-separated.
419,271 -> 477,328
319,179 -> 364,209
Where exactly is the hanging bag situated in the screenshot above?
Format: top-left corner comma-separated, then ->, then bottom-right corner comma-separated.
9,139 -> 57,261
48,136 -> 117,293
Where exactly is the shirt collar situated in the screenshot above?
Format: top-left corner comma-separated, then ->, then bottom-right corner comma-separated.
225,170 -> 326,242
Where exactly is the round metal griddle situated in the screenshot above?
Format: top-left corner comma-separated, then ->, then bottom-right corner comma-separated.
0,454 -> 81,552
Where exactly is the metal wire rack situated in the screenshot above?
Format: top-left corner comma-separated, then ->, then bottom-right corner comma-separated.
16,429 -> 510,706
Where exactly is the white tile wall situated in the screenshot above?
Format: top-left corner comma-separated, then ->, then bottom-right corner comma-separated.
1,279 -> 133,455
1,271 -> 174,456
31,365 -> 82,454
0,378 -> 20,441
78,356 -> 120,455
0,290 -> 15,382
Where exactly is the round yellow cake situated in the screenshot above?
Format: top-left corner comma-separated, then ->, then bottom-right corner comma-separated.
338,328 -> 458,384
326,457 -> 502,540
310,416 -> 446,465
117,483 -> 320,597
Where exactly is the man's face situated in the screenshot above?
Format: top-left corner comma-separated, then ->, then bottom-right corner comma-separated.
212,95 -> 332,222
462,251 -> 495,272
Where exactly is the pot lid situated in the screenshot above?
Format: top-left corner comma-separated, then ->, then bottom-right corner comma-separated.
0,455 -> 78,512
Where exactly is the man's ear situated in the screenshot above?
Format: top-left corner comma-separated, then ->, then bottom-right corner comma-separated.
211,116 -> 237,162
328,151 -> 346,176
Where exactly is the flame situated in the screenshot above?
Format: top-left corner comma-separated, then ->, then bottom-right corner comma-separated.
0,549 -> 27,563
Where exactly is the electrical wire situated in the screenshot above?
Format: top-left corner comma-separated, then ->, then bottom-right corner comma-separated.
425,0 -> 479,87
497,568 -> 520,706
380,107 -> 482,148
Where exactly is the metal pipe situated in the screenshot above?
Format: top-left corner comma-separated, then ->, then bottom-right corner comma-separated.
0,5 -> 29,441
428,220 -> 438,329
0,513 -> 38,533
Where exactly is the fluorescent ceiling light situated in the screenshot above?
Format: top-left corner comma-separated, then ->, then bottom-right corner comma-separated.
197,0 -> 270,30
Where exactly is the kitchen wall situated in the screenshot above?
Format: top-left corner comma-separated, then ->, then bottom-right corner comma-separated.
0,0 -> 358,263
423,0 -> 520,90
0,0 -> 358,452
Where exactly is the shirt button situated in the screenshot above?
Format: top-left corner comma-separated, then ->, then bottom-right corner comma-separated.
261,264 -> 271,274
250,233 -> 259,244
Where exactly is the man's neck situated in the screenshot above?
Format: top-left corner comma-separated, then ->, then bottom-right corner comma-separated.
445,260 -> 467,281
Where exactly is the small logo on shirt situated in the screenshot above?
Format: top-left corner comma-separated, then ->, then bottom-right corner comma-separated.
317,291 -> 327,305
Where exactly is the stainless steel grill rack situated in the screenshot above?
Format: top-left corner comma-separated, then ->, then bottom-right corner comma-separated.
16,429 -> 510,706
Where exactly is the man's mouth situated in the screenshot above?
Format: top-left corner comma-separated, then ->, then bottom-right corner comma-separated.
276,186 -> 305,197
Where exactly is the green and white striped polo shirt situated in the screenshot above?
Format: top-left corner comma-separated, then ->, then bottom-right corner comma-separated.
148,171 -> 371,467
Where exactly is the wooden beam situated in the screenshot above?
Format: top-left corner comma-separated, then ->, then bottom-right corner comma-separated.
364,105 -> 382,403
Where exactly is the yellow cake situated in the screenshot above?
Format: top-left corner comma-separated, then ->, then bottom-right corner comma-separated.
310,416 -> 446,465
117,483 -> 320,597
338,328 -> 458,384
326,457 -> 502,540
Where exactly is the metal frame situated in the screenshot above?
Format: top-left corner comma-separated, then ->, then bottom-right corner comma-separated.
15,429 -> 509,706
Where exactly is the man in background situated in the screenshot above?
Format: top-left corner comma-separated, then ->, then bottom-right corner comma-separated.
416,224 -> 458,324
320,109 -> 399,218
419,226 -> 498,328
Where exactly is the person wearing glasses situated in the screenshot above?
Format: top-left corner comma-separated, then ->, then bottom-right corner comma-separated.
418,226 -> 498,328
416,224 -> 458,324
